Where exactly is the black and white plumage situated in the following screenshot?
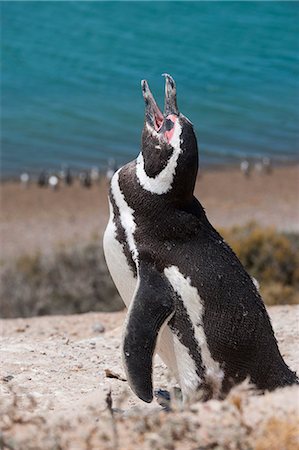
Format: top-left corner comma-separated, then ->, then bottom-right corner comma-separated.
61,167 -> 73,186
37,170 -> 48,187
103,74 -> 298,403
240,159 -> 251,177
79,170 -> 92,188
20,172 -> 30,188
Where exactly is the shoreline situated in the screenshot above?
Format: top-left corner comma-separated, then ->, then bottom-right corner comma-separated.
1,159 -> 299,184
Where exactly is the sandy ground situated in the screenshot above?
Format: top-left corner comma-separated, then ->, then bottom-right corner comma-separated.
1,164 -> 299,261
1,306 -> 299,449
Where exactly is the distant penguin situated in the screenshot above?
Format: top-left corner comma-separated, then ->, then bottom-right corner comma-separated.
37,170 -> 48,187
103,75 -> 298,403
48,174 -> 59,191
90,166 -> 100,182
79,170 -> 92,188
65,167 -> 73,185
262,157 -> 272,174
60,166 -> 73,186
20,172 -> 30,188
255,160 -> 263,174
240,159 -> 251,177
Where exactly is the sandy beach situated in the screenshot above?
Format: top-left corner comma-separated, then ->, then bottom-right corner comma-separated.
1,164 -> 299,262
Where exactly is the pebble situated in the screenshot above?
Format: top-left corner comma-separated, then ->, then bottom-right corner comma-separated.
92,322 -> 105,333
2,375 -> 14,382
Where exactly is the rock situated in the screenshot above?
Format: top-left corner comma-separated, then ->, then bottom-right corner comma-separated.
2,375 -> 14,382
92,322 -> 105,333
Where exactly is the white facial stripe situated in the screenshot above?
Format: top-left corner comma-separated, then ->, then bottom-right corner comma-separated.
136,121 -> 182,195
110,170 -> 139,265
164,266 -> 224,397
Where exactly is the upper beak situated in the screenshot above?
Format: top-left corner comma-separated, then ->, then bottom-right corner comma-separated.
141,74 -> 179,131
141,79 -> 164,131
162,73 -> 179,116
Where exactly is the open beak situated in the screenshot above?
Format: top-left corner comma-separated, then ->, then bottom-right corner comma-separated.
141,74 -> 179,132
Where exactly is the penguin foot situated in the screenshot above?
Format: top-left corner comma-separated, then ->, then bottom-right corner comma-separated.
154,387 -> 183,412
154,389 -> 171,412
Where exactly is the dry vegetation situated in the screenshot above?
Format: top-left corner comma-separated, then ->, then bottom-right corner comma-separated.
0,240 -> 123,318
1,382 -> 298,450
1,223 -> 298,318
221,223 -> 299,306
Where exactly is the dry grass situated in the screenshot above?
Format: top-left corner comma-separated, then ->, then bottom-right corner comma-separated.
221,222 -> 299,306
1,223 -> 298,318
0,239 -> 123,318
254,417 -> 299,450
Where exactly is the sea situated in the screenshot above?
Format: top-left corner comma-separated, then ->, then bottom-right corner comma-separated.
2,1 -> 299,179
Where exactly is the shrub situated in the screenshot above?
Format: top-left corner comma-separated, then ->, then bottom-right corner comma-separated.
1,223 -> 298,318
0,241 -> 123,318
221,222 -> 299,306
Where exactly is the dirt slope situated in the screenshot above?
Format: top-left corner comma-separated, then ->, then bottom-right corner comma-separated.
1,305 -> 299,449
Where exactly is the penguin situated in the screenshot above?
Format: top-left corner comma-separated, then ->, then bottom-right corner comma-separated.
37,170 -> 48,187
60,166 -> 73,186
79,170 -> 92,188
48,173 -> 59,191
240,159 -> 251,177
20,172 -> 30,188
262,156 -> 272,174
103,74 -> 298,404
65,167 -> 73,185
91,166 -> 100,182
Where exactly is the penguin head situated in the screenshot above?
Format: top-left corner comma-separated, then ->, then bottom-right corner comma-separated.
138,74 -> 198,199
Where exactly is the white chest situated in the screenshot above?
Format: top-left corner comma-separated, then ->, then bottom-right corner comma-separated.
103,203 -> 137,307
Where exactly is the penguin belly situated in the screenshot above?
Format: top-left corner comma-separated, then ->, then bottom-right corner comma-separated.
103,206 -> 180,387
103,206 -> 136,306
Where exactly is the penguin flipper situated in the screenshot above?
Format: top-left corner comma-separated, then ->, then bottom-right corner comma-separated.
123,261 -> 175,403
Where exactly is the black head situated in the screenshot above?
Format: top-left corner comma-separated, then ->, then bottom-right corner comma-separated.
137,74 -> 198,202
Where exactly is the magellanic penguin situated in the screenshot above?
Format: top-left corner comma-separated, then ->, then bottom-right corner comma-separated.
103,74 -> 298,403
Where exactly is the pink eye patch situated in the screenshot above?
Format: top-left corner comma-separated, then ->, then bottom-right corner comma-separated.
164,114 -> 177,142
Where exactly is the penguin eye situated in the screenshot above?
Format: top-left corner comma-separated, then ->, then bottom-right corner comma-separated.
165,119 -> 174,132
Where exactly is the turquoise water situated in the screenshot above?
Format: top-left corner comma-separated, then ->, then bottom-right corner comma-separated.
2,1 -> 299,178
